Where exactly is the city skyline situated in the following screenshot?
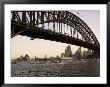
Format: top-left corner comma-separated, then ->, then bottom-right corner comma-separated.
11,45 -> 90,59
11,10 -> 100,59
11,38 -> 87,59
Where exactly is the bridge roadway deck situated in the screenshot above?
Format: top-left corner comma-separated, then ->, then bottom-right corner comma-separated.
11,21 -> 100,51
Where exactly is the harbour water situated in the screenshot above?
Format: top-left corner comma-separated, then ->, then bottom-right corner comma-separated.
11,59 -> 100,77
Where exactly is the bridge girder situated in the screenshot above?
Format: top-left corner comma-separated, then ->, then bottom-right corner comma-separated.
11,11 -> 100,51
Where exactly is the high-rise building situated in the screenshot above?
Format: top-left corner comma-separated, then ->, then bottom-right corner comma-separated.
64,45 -> 72,57
61,45 -> 72,57
82,49 -> 93,58
75,46 -> 82,60
61,53 -> 65,57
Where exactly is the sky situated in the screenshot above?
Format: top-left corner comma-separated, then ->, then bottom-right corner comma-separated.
11,10 -> 100,59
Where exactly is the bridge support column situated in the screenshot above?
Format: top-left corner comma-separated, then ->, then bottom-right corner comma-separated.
33,11 -> 35,25
22,12 -> 26,23
30,11 -> 33,25
12,11 -> 16,21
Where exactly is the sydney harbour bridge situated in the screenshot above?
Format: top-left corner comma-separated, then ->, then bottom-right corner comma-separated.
11,11 -> 100,57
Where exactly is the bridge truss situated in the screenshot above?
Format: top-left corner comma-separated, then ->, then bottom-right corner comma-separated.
11,11 -> 100,51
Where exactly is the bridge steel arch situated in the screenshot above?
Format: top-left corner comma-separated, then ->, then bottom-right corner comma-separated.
11,11 -> 100,51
